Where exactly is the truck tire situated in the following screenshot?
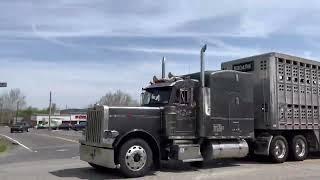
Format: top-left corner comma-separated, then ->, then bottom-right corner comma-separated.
269,135 -> 288,163
118,138 -> 153,178
290,135 -> 308,161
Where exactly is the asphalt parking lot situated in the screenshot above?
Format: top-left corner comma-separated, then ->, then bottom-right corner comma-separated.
1,126 -> 320,180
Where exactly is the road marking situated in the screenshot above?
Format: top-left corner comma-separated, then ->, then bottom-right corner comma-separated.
56,149 -> 69,152
34,133 -> 79,144
0,134 -> 33,152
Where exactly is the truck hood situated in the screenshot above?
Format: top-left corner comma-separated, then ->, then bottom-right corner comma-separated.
108,106 -> 162,135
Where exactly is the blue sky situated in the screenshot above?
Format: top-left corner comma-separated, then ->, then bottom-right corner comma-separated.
1,0 -> 320,108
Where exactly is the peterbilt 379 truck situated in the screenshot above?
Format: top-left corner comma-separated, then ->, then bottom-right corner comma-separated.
80,45 -> 320,177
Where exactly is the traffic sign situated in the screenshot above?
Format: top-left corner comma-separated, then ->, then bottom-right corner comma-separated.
0,82 -> 7,87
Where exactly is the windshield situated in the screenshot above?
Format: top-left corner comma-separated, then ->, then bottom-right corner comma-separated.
142,88 -> 172,106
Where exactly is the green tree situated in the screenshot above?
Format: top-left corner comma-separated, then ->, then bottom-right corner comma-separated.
96,90 -> 139,106
0,89 -> 26,124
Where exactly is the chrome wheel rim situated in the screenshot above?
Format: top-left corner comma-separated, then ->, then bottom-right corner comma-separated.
125,145 -> 147,171
274,139 -> 286,159
295,139 -> 306,157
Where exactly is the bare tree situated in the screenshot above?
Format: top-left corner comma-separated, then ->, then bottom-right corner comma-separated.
96,90 -> 139,106
0,88 -> 26,124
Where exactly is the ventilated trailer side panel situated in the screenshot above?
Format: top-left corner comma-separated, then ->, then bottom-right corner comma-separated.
275,55 -> 320,130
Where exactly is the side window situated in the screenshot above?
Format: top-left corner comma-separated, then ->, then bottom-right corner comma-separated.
180,89 -> 188,104
175,89 -> 189,104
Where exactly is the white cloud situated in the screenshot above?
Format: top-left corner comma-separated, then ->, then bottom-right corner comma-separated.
2,0 -> 320,39
102,43 -> 261,58
1,0 -> 320,108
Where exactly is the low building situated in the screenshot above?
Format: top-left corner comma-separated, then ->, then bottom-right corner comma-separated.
31,113 -> 87,127
60,108 -> 87,115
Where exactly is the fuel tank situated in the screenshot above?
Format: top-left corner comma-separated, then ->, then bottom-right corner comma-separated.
202,139 -> 249,160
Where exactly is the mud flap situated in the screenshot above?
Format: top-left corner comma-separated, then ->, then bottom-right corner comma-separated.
254,135 -> 273,156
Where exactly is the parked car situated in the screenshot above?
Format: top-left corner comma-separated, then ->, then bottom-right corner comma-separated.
11,122 -> 29,133
37,120 -> 60,130
72,122 -> 86,131
58,122 -> 71,130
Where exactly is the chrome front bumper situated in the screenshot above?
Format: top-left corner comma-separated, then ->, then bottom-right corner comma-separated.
80,144 -> 118,168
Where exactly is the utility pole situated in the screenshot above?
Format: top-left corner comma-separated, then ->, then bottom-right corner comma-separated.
15,101 -> 19,124
0,82 -> 7,124
0,102 -> 3,124
48,91 -> 52,130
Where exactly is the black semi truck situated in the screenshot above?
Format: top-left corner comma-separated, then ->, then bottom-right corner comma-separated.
80,45 -> 320,177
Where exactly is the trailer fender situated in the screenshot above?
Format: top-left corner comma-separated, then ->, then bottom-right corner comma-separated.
254,135 -> 273,156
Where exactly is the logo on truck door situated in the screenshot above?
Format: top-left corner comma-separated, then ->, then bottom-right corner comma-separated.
213,124 -> 224,133
232,61 -> 254,72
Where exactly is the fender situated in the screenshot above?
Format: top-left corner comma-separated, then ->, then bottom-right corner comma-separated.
113,129 -> 161,167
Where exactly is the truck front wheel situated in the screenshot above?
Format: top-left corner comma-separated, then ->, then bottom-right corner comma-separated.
269,135 -> 288,163
290,135 -> 308,161
118,138 -> 153,178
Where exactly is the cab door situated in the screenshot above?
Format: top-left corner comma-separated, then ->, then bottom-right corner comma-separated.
172,87 -> 196,137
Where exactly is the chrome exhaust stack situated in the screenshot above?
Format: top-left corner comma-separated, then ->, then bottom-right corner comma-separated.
198,44 -> 207,137
200,45 -> 207,88
162,57 -> 166,79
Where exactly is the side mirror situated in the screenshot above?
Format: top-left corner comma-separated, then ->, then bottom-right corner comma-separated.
140,92 -> 145,105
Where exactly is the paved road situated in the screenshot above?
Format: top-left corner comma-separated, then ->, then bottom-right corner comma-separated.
1,126 -> 320,179
0,127 -> 81,164
1,156 -> 320,180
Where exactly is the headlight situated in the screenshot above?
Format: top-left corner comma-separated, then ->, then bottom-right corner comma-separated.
103,130 -> 119,139
102,130 -> 119,145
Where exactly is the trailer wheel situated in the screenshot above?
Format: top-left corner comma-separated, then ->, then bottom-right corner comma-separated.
118,138 -> 153,178
290,135 -> 308,161
269,135 -> 288,163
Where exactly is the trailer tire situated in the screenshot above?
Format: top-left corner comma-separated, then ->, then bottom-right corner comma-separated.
290,135 -> 308,161
269,135 -> 288,163
118,138 -> 153,178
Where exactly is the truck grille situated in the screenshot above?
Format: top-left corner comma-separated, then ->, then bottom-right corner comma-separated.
86,108 -> 104,144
